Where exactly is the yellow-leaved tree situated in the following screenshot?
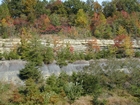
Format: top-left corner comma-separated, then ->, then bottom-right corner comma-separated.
75,9 -> 88,28
22,0 -> 37,22
117,25 -> 127,35
122,35 -> 134,57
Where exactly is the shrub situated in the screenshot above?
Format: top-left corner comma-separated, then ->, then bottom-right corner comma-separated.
64,82 -> 83,103
43,47 -> 54,64
49,13 -> 61,26
95,49 -> 111,59
84,52 -> 94,60
8,51 -> 20,60
2,50 -> 20,60
20,78 -> 45,105
71,72 -> 101,95
56,44 -> 77,66
45,74 -> 61,93
134,51 -> 140,58
0,53 -> 3,60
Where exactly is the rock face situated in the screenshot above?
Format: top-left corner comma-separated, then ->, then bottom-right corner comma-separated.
0,59 -> 139,85
0,60 -> 26,85
0,38 -> 140,53
0,60 -> 90,85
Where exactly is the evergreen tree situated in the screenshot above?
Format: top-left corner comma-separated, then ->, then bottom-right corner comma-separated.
35,0 -> 48,18
7,0 -> 23,18
50,13 -> 61,26
102,1 -> 116,17
64,0 -> 89,15
19,62 -> 41,82
0,2 -> 10,20
18,28 -> 44,66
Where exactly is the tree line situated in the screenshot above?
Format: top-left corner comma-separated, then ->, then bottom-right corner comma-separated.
0,0 -> 140,39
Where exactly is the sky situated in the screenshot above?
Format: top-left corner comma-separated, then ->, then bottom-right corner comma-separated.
85,0 -> 110,5
0,0 -> 111,5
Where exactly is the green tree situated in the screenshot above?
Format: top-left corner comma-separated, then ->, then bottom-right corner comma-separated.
7,0 -> 23,18
43,47 -> 54,64
18,28 -> 44,66
19,62 -> 41,82
113,0 -> 140,13
0,2 -> 10,20
49,13 -> 61,26
64,0 -> 89,15
94,24 -> 113,39
21,78 -> 44,104
35,0 -> 48,18
46,0 -> 67,16
25,35 -> 44,66
102,1 -> 116,17
117,25 -> 127,35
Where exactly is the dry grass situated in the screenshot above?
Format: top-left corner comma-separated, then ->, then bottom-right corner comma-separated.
99,89 -> 139,105
0,82 -> 16,104
71,96 -> 93,105
106,96 -> 137,105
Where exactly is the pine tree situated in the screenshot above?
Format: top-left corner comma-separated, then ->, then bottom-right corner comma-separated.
8,0 -> 23,18
18,28 -> 44,66
0,2 -> 10,20
19,62 -> 41,82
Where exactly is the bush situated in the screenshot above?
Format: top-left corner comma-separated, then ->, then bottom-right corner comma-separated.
64,82 -> 83,103
95,50 -> 111,59
0,53 -> 3,60
49,13 -> 61,26
1,51 -> 20,60
74,73 -> 101,95
56,45 -> 76,66
84,52 -> 94,60
134,51 -> 140,58
43,47 -> 54,64
8,51 -> 20,60
18,78 -> 45,105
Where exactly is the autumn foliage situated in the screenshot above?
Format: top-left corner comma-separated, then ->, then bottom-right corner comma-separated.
114,35 -> 134,57
0,0 -> 140,39
87,38 -> 100,52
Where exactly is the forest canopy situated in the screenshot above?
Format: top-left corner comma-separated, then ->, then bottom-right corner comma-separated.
0,0 -> 140,39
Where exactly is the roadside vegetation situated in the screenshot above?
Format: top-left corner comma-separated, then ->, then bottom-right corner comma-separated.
0,30 -> 139,105
0,59 -> 140,105
0,0 -> 140,105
